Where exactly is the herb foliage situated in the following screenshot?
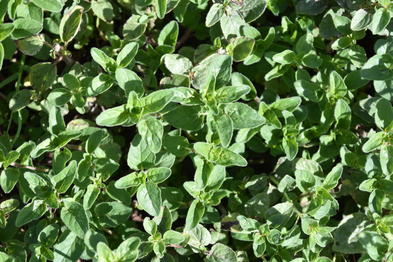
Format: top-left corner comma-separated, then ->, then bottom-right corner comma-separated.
1,0 -> 393,261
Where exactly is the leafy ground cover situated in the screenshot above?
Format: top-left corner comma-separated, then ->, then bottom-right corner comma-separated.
1,0 -> 393,261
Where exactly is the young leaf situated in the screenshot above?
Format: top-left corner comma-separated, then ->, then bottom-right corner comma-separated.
153,0 -> 167,19
206,3 -> 224,27
91,48 -> 115,72
137,181 -> 162,216
212,113 -> 233,148
96,105 -> 129,127
322,164 -> 343,190
115,172 -> 140,189
146,167 -> 172,184
59,5 -> 83,44
193,142 -> 247,167
116,42 -> 139,68
51,160 -> 77,194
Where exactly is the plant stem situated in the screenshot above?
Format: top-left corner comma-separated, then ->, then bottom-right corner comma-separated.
7,54 -> 25,137
12,111 -> 22,146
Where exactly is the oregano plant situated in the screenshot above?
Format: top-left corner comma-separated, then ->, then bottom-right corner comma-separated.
1,0 -> 393,261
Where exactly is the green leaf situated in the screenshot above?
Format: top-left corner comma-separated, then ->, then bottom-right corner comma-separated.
51,160 -> 77,194
322,164 -> 343,190
96,105 -> 129,127
361,55 -> 393,81
122,15 -> 148,41
115,68 -> 144,95
137,116 -> 164,154
9,89 -> 32,112
114,237 -> 140,261
86,129 -> 106,154
272,50 -> 297,65
270,97 -> 302,111
97,242 -> 115,262
141,89 -> 174,114
60,199 -> 89,238
224,102 -> 265,129
375,98 -> 393,129
295,158 -> 319,192
282,136 -> 298,161
206,243 -> 237,262
91,47 -> 115,72
185,200 -> 205,230
15,200 -> 47,227
238,0 -> 267,22
215,85 -> 250,103
0,23 -> 14,41
94,201 -> 132,227
146,167 -> 172,184
127,134 -> 156,170
53,231 -> 84,262
153,0 -> 167,19
350,9 -> 372,31
329,71 -> 347,98
206,3 -> 224,27
220,12 -> 247,38
137,181 -> 162,216
334,98 -> 351,125
59,5 -> 84,44
296,0 -> 328,15
193,142 -> 247,167
231,37 -> 255,62
380,144 -> 393,176
23,171 -> 52,197
212,113 -> 233,148
91,74 -> 114,95
163,54 -> 192,75
192,54 -> 232,90
31,0 -> 63,12
12,18 -> 43,40
164,105 -> 204,131
115,172 -> 140,189
91,0 -> 114,22
370,8 -> 391,34
16,35 -> 44,56
158,20 -> 178,47
30,62 -> 57,90
83,184 -> 100,209
163,230 -> 185,245
359,231 -> 388,261
294,80 -> 320,102
0,168 -> 20,193
117,42 -> 139,68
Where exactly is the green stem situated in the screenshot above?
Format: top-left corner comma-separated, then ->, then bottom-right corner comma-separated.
0,73 -> 18,89
6,55 -> 26,136
12,111 -> 22,146
15,54 -> 25,92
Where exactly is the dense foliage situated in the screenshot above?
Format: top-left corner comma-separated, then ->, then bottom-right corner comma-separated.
1,0 -> 393,261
